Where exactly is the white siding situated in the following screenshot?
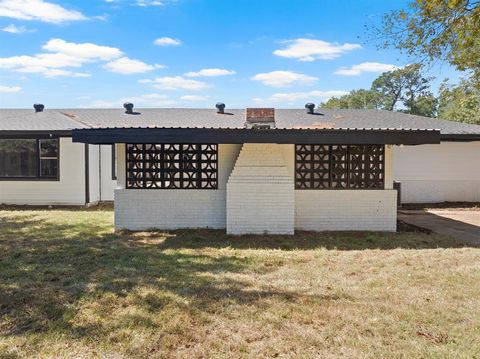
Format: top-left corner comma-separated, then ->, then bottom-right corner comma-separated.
0,138 -> 86,205
114,144 -> 241,230
88,145 -> 100,204
393,142 -> 480,203
99,145 -> 116,201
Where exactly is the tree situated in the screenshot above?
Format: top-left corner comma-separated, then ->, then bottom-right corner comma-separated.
371,64 -> 436,116
320,89 -> 381,109
438,78 -> 480,124
322,64 -> 437,117
375,0 -> 480,86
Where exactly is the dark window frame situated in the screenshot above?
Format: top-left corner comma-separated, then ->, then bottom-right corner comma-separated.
125,143 -> 218,190
0,138 -> 60,181
295,144 -> 385,190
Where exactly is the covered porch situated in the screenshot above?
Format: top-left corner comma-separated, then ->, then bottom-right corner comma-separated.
73,125 -> 440,234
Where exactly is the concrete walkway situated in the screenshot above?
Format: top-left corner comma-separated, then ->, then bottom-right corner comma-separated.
398,210 -> 480,245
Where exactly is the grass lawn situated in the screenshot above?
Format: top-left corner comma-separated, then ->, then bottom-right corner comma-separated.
1,208 -> 479,358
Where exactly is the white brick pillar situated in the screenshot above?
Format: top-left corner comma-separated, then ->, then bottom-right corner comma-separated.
226,143 -> 294,235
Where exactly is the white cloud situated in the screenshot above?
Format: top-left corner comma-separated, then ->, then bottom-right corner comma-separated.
140,76 -> 210,90
103,57 -> 164,74
180,95 -> 207,101
273,38 -> 362,61
0,85 -> 21,93
184,68 -> 236,77
136,0 -> 164,6
40,69 -> 90,77
334,62 -> 398,76
0,0 -> 86,23
1,24 -> 32,33
253,90 -> 349,104
42,38 -> 122,61
154,37 -> 182,46
0,38 -> 122,77
251,70 -> 318,87
84,93 -> 176,108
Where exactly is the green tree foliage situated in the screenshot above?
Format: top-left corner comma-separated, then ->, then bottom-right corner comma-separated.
320,89 -> 381,110
438,78 -> 480,124
376,0 -> 480,86
372,64 -> 436,116
321,64 -> 438,117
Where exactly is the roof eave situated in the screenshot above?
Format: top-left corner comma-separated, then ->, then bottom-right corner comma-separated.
441,134 -> 480,142
0,130 -> 72,138
72,127 -> 441,145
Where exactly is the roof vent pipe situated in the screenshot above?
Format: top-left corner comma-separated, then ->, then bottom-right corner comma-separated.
123,102 -> 134,114
216,102 -> 225,114
305,103 -> 315,114
33,104 -> 44,113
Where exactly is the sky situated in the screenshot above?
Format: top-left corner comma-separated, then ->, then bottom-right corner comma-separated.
0,0 -> 461,109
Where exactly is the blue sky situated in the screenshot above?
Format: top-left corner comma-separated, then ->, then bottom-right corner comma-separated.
0,0 -> 461,109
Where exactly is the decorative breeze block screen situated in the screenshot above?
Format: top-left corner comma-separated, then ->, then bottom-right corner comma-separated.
295,144 -> 384,189
126,144 -> 218,189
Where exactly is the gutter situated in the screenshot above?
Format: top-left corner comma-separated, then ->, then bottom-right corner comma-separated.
441,134 -> 480,142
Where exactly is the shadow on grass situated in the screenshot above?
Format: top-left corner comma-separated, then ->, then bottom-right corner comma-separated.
0,214 -> 315,339
0,211 -> 474,340
155,228 -> 473,251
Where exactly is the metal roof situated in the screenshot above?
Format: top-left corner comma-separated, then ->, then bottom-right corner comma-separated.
1,108 -> 480,137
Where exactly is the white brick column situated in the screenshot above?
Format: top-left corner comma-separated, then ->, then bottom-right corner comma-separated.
226,143 -> 294,235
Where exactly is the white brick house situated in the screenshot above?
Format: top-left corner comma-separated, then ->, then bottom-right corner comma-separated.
2,104 -> 480,234
71,105 -> 446,234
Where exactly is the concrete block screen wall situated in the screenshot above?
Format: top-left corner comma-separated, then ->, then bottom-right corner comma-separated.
114,143 -> 397,233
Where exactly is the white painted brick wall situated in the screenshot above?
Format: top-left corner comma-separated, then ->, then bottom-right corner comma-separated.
295,190 -> 397,231
227,144 -> 294,235
115,143 -> 398,233
115,189 -> 226,230
114,144 -> 241,230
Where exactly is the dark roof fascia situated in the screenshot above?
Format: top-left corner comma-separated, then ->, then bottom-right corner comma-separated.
441,134 -> 480,142
0,130 -> 72,139
72,127 -> 441,145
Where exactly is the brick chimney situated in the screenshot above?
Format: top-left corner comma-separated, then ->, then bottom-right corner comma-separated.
245,108 -> 275,129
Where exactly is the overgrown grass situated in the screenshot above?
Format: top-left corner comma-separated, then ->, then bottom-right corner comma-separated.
0,209 -> 479,358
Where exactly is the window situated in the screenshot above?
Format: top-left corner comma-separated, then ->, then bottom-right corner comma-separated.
126,143 -> 218,189
295,144 -> 384,189
0,138 -> 59,180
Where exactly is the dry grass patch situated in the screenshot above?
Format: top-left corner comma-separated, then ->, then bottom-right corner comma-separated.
0,209 -> 479,358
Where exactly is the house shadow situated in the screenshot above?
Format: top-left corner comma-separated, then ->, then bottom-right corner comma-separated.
399,209 -> 480,245
154,226 -> 474,251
